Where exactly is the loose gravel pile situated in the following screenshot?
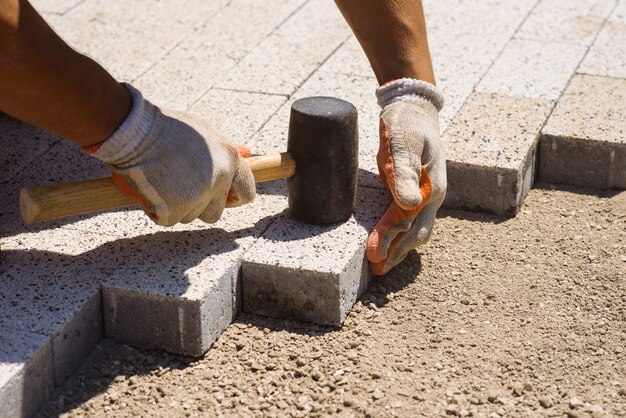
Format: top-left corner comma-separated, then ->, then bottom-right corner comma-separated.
39,184 -> 626,417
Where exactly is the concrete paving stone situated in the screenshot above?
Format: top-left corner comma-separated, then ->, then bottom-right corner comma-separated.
539,74 -> 626,188
250,72 -> 383,189
0,328 -> 53,418
427,0 -> 538,70
216,0 -> 352,95
0,115 -> 59,189
443,92 -> 553,216
476,39 -> 588,100
578,1 -> 626,78
516,0 -> 617,46
321,36 -> 374,79
0,229 -> 107,337
323,0 -> 537,135
98,189 -> 285,356
242,185 -> 390,326
189,89 -> 287,146
44,0 -> 230,82
135,0 -> 306,110
31,0 -> 85,15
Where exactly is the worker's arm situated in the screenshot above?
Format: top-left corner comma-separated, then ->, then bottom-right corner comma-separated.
0,0 -> 255,225
335,0 -> 446,275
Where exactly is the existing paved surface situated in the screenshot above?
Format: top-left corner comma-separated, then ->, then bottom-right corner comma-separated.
1,0 -> 626,416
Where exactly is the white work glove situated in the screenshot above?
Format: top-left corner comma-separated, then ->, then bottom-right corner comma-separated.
86,83 -> 255,226
366,78 -> 446,275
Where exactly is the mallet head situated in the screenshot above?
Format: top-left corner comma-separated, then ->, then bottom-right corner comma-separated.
287,96 -> 359,225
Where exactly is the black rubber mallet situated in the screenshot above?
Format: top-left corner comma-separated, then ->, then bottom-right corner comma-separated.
20,96 -> 359,226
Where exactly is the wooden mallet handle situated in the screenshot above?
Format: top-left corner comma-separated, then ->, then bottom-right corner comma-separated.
20,152 -> 296,224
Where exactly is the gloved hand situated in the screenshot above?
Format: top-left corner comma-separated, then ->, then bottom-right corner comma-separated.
85,83 -> 255,226
366,78 -> 446,275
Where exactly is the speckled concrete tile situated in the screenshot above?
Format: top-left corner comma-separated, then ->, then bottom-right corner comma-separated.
323,0 -> 538,136
0,229 -> 108,337
134,0 -> 305,110
44,0 -> 230,82
0,328 -> 53,418
0,227 -> 107,415
189,89 -> 287,146
476,39 -> 588,100
426,0 -> 537,131
539,74 -> 626,188
4,139 -> 145,237
31,0 -> 85,15
443,92 -> 553,216
321,36 -> 374,79
216,0 -> 351,95
0,115 -> 59,188
516,0 -> 616,46
578,1 -> 626,78
242,186 -> 390,326
98,190 -> 285,356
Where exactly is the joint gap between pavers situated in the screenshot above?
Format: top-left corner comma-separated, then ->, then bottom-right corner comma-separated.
210,88 -> 290,98
129,0 -> 233,85
315,69 -> 376,81
63,0 -> 89,16
4,137 -> 63,186
248,33 -> 353,138
574,72 -> 626,82
472,0 -> 544,93
359,183 -> 384,191
286,34 -> 353,98
572,0 -> 621,84
512,35 -> 596,47
190,0 -> 313,111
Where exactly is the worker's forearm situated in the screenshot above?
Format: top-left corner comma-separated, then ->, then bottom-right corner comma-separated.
334,0 -> 435,85
0,0 -> 130,146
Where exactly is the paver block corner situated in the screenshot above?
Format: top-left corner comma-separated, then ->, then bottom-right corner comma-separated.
539,74 -> 626,189
241,186 -> 389,326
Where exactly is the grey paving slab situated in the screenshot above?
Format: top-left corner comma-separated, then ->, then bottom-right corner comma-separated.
539,74 -> 626,189
0,115 -> 59,189
578,1 -> 626,78
426,0 -> 537,131
320,36 -> 374,79
242,186 -> 389,326
190,89 -> 287,146
516,0 -> 617,46
443,92 -> 553,216
0,328 -> 53,418
134,0 -> 305,110
50,292 -> 102,386
0,228 -> 107,338
476,39 -> 588,100
98,189 -> 285,356
323,0 -> 538,135
216,0 -> 351,95
44,0 -> 230,81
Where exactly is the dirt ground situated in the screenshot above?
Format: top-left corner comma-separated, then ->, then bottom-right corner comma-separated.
38,183 -> 626,418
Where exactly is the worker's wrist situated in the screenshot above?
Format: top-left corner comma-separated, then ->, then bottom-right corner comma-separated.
83,83 -> 157,164
375,78 -> 444,111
